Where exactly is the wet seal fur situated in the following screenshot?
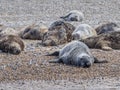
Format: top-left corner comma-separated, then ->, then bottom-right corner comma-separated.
60,10 -> 84,22
19,24 -> 48,40
72,24 -> 97,40
0,35 -> 25,55
46,41 -> 108,68
42,20 -> 75,46
81,31 -> 120,51
95,22 -> 119,35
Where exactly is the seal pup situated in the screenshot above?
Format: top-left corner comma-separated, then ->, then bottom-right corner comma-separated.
0,25 -> 18,37
81,31 -> 120,51
49,20 -> 75,42
72,24 -> 97,40
19,24 -> 48,40
0,35 -> 25,55
95,22 -> 119,35
60,10 -> 84,22
46,41 -> 108,68
42,20 -> 75,46
42,26 -> 67,46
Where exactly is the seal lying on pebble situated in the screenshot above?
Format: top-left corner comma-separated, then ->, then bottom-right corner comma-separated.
95,22 -> 119,35
60,10 -> 84,22
42,27 -> 67,46
19,24 -> 48,40
46,41 -> 108,68
0,25 -> 18,37
81,31 -> 120,51
42,20 -> 75,46
0,35 -> 25,55
72,24 -> 97,40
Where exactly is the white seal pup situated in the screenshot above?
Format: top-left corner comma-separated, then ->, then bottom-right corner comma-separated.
72,24 -> 97,40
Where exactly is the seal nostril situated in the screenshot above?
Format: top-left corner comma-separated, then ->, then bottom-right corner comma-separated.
84,62 -> 91,68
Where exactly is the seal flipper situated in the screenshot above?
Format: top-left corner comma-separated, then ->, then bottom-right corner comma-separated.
45,51 -> 59,56
49,58 -> 63,63
94,57 -> 108,63
60,13 -> 71,21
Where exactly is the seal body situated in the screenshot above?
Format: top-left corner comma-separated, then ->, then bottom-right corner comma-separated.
81,31 -> 120,50
0,25 -> 18,37
72,24 -> 97,40
60,10 -> 84,22
42,20 -> 75,46
19,24 -> 48,40
0,35 -> 25,55
47,41 -> 107,68
95,22 -> 119,35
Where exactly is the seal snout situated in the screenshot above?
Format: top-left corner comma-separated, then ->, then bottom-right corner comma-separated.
84,61 -> 91,68
80,56 -> 92,68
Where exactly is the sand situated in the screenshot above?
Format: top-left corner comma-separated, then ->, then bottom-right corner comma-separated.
0,0 -> 120,89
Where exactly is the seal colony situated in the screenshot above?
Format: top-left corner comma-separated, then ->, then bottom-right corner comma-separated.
46,41 -> 108,68
0,9 -> 119,70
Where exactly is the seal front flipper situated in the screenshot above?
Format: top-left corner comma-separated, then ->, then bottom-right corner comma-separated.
94,57 -> 108,63
45,51 -> 59,56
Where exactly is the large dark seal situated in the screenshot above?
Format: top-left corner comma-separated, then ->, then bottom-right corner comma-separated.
72,24 -> 97,40
60,10 -> 84,22
95,22 -> 119,35
19,24 -> 48,40
0,35 -> 25,55
81,31 -> 120,50
42,20 -> 75,46
46,41 -> 108,68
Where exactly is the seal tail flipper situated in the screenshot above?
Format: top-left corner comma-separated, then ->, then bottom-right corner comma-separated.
60,16 -> 65,19
49,59 -> 59,63
45,51 -> 59,56
94,57 -> 108,63
60,13 -> 71,20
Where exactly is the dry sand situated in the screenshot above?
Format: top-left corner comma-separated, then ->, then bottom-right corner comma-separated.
0,0 -> 120,89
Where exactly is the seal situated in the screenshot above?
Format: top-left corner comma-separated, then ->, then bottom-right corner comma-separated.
42,26 -> 67,46
95,22 -> 119,35
46,41 -> 108,68
72,24 -> 97,40
19,24 -> 48,40
81,31 -> 120,50
42,20 -> 75,46
0,25 -> 18,37
0,35 -> 25,55
60,10 -> 84,22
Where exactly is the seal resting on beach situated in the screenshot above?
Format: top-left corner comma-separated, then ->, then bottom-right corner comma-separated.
0,25 -> 18,37
49,20 -> 75,42
81,31 -> 120,51
60,10 -> 84,22
42,26 -> 67,46
42,20 -> 75,46
46,41 -> 108,68
19,24 -> 48,40
95,22 -> 119,35
72,24 -> 97,40
0,35 -> 25,55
